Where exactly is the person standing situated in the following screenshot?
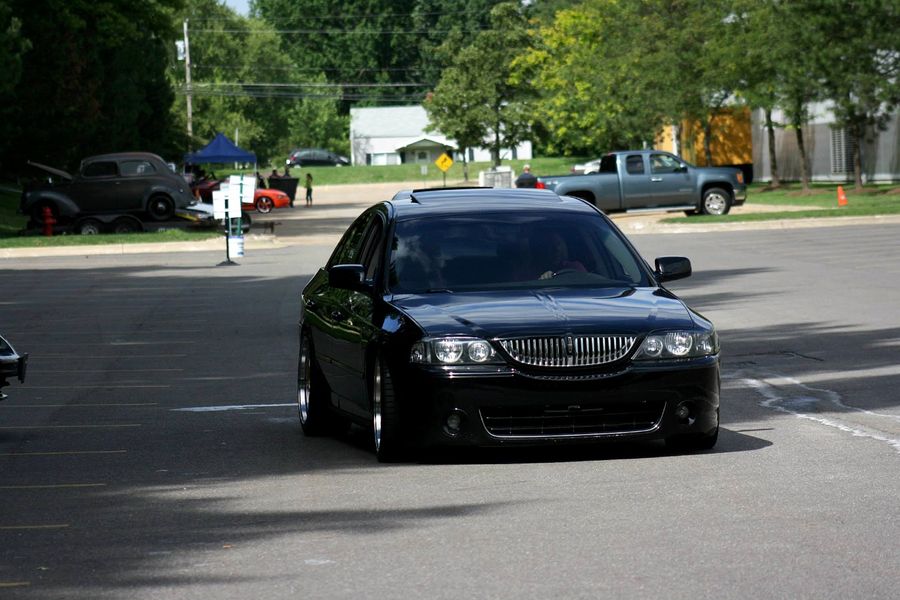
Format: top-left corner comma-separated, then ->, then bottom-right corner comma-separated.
515,164 -> 538,188
305,172 -> 313,206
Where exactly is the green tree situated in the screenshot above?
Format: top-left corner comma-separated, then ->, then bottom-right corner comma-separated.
427,2 -> 533,167
4,0 -> 182,172
802,0 -> 900,190
174,0 -> 347,166
0,3 -> 30,168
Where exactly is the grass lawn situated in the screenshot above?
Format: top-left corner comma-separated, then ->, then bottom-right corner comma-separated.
662,182 -> 900,223
247,156 -> 584,187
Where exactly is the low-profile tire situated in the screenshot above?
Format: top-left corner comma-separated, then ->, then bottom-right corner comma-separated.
297,333 -> 333,436
112,217 -> 142,234
147,195 -> 175,221
700,187 -> 732,216
74,218 -> 102,235
372,355 -> 405,463
255,197 -> 274,214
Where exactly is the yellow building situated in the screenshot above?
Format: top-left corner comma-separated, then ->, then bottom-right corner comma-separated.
656,106 -> 753,167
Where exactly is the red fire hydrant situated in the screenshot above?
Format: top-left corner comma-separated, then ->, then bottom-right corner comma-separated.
42,206 -> 56,237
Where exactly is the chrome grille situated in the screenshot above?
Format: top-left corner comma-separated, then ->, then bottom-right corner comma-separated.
498,335 -> 636,368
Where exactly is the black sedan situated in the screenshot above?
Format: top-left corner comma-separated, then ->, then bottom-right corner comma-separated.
0,334 -> 27,401
298,188 -> 720,461
286,148 -> 350,167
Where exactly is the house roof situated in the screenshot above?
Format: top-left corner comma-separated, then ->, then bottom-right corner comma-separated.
350,105 -> 435,138
396,137 -> 456,151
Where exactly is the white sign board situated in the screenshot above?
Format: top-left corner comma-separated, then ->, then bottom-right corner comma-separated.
212,181 -> 245,219
212,187 -> 228,219
228,174 -> 256,205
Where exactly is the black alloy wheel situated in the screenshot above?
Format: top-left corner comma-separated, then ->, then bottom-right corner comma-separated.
148,195 -> 175,221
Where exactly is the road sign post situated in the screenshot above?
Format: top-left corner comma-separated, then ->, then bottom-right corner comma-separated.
435,153 -> 453,187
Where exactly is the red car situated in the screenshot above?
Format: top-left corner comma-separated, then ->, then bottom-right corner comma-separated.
191,178 -> 291,214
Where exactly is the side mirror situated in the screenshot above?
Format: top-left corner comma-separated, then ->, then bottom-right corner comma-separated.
675,164 -> 688,173
655,257 -> 692,283
328,264 -> 370,292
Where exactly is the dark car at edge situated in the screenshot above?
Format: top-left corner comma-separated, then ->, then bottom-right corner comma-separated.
298,188 -> 720,461
286,148 -> 350,167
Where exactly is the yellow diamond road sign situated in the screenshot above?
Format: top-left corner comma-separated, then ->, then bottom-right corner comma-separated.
435,153 -> 453,172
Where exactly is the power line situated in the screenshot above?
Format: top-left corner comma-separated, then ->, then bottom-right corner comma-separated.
190,64 -> 427,72
187,82 -> 431,88
191,28 -> 490,35
187,9 -> 489,22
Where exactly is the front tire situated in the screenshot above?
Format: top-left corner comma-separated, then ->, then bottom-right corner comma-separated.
148,195 -> 175,221
297,333 -> 333,436
256,197 -> 274,213
372,355 -> 405,463
700,187 -> 731,216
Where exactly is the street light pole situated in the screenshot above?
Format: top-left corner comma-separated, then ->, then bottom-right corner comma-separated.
183,18 -> 194,149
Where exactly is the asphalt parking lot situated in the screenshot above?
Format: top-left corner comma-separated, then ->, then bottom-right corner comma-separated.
1,192 -> 899,598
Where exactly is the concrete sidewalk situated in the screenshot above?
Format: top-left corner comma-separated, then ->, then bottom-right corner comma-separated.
4,180 -> 899,258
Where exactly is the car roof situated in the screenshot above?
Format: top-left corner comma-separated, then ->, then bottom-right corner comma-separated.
387,187 -> 598,218
83,152 -> 167,163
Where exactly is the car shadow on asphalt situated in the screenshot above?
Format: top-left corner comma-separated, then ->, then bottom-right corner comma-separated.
326,423 -> 772,466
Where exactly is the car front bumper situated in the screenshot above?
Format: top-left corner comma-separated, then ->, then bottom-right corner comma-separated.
393,358 -> 719,448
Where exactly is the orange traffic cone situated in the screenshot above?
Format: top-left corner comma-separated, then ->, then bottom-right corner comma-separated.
837,185 -> 848,207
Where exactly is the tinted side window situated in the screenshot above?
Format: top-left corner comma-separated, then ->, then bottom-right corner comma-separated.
599,155 -> 617,173
120,160 -> 157,176
649,153 -> 681,174
82,161 -> 118,178
328,213 -> 372,267
625,155 -> 645,175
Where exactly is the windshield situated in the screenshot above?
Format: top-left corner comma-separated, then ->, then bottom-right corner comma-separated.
388,211 -> 651,293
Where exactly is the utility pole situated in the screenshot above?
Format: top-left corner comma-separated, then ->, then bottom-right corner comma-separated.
183,18 -> 194,149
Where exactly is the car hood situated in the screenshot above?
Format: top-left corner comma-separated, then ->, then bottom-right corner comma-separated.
391,287 -> 697,338
27,160 -> 73,180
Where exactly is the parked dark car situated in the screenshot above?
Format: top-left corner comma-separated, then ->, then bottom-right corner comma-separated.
286,148 -> 350,167
0,334 -> 27,401
21,152 -> 196,231
298,188 -> 720,461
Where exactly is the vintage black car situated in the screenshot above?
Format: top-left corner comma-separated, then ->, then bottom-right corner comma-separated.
0,334 -> 27,401
298,188 -> 720,461
21,152 -> 196,231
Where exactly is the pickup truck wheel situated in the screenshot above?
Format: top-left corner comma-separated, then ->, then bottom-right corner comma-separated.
701,188 -> 731,216
148,195 -> 175,221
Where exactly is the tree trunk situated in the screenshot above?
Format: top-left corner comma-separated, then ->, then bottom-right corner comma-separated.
765,108 -> 780,188
703,116 -> 713,166
852,122 -> 864,191
492,123 -> 501,168
462,148 -> 469,181
795,124 -> 810,192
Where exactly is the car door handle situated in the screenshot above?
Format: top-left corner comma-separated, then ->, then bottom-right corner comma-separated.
650,177 -> 663,182
330,310 -> 346,321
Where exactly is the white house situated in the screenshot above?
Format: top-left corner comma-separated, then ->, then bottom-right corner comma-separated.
349,105 -> 532,166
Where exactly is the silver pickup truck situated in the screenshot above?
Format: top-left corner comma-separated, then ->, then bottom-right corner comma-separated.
538,150 -> 747,215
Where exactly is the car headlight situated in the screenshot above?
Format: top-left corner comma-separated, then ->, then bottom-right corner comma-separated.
633,330 -> 718,360
410,337 -> 503,365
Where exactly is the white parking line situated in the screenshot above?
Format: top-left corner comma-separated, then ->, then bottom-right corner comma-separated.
730,369 -> 900,454
172,403 -> 295,412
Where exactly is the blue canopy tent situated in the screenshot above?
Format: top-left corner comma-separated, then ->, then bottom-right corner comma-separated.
184,133 -> 256,164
